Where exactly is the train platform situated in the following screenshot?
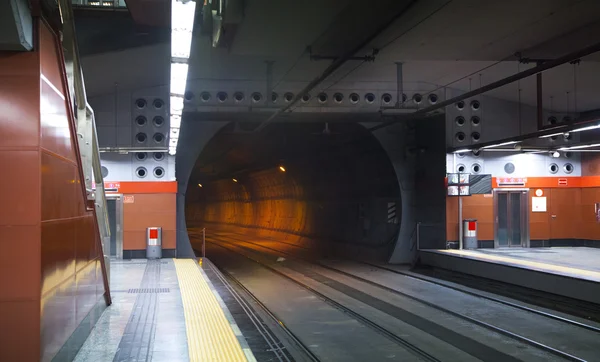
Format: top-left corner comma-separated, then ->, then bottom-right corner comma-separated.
73,258 -> 256,362
418,247 -> 600,304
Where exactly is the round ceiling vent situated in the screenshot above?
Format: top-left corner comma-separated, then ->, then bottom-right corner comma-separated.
135,116 -> 147,127
135,98 -> 146,109
317,93 -> 328,104
153,167 -> 165,178
216,92 -> 228,102
153,116 -> 164,127
251,92 -> 262,103
153,99 -> 164,109
413,93 -> 423,104
381,93 -> 392,105
200,92 -> 211,102
136,167 -> 147,178
135,133 -> 147,143
233,92 -> 245,102
564,163 -> 574,174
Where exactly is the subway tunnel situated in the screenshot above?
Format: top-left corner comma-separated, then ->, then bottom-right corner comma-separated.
184,122 -> 403,262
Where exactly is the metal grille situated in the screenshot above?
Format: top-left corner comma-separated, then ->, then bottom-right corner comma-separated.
128,288 -> 170,294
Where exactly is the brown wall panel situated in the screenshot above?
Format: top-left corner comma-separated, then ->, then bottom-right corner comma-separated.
0,76 -> 40,148
39,23 -> 63,93
579,188 -> 600,240
0,151 -> 41,225
122,193 -> 176,250
123,230 -> 149,250
0,226 -> 41,301
0,300 -> 40,362
530,188 -> 551,240
549,188 -> 581,240
0,29 -> 42,361
37,20 -> 106,362
40,81 -> 77,162
446,187 -> 600,243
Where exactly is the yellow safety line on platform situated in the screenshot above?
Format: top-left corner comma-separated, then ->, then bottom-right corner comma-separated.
174,259 -> 248,362
438,249 -> 600,281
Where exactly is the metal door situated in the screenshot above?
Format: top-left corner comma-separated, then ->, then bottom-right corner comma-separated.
105,195 -> 124,258
494,189 -> 529,248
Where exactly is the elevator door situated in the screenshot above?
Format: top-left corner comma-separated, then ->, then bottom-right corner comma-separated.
494,190 -> 529,248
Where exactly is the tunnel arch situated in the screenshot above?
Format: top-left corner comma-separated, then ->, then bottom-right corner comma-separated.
181,121 -> 409,262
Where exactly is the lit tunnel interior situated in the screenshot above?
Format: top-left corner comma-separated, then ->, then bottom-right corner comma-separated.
185,122 -> 402,261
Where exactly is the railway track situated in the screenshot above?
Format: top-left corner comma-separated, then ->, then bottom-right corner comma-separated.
201,231 -> 599,362
207,239 -> 443,362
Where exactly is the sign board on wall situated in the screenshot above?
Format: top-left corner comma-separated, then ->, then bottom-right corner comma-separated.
123,195 -> 135,204
532,197 -> 547,212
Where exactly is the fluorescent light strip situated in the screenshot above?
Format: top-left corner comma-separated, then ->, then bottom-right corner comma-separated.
558,143 -> 600,151
480,141 -> 518,149
170,63 -> 189,96
571,123 -> 600,133
169,0 -> 197,155
171,0 -> 196,59
539,122 -> 600,138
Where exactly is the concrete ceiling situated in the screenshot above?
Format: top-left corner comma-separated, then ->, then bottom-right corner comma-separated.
186,0 -> 600,113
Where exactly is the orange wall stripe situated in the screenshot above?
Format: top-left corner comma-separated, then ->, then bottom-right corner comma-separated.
445,176 -> 600,189
105,181 -> 178,194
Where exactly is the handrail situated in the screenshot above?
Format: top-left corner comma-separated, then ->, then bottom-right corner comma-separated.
57,0 -> 112,304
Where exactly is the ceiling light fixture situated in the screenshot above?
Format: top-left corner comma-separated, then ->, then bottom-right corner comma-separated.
232,178 -> 238,183
552,151 -> 560,158
168,0 -> 197,156
198,183 -> 203,188
279,166 -> 286,172
480,141 -> 519,149
558,143 -> 600,151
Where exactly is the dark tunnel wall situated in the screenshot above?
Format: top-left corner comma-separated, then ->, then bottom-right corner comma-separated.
185,122 -> 402,261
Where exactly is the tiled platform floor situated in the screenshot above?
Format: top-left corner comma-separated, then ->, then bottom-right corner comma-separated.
74,258 -> 254,362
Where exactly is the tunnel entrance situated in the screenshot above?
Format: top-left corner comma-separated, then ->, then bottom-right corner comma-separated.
185,122 -> 401,262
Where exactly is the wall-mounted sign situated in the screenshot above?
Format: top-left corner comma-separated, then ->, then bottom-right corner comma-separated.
535,189 -> 544,197
532,197 -> 547,212
123,195 -> 135,204
447,173 -> 472,196
91,181 -> 121,192
497,177 -> 527,187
